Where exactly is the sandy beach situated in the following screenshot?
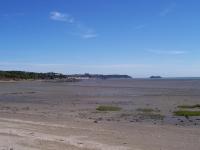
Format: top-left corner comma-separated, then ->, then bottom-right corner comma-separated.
0,79 -> 199,150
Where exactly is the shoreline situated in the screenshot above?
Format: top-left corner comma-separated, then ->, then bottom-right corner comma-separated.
0,79 -> 199,149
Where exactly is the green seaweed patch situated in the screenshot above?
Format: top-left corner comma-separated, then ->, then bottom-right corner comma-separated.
177,104 -> 200,109
96,105 -> 122,111
174,110 -> 200,117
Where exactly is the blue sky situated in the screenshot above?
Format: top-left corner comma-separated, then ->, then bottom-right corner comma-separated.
0,0 -> 200,77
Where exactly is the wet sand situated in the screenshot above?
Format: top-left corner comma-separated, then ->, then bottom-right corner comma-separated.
0,79 -> 199,150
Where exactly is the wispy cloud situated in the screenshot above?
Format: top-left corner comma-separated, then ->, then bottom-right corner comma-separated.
0,62 -> 151,76
76,24 -> 98,39
134,3 -> 176,31
160,3 -> 176,17
86,64 -> 151,69
50,11 -> 74,23
1,13 -> 24,17
147,49 -> 187,55
82,32 -> 98,39
49,11 -> 97,39
0,62 -> 149,69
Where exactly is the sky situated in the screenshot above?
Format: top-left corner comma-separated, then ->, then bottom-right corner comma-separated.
0,0 -> 200,77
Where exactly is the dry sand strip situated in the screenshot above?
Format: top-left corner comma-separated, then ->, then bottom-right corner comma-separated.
0,117 -> 130,150
0,117 -> 200,150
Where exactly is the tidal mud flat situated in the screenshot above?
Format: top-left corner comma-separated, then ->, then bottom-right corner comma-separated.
0,79 -> 200,150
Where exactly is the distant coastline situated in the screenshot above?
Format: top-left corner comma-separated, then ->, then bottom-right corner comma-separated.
0,71 -> 132,80
1,70 -> 200,81
150,76 -> 162,79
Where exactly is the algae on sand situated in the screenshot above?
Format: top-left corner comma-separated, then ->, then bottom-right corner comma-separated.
96,105 -> 122,111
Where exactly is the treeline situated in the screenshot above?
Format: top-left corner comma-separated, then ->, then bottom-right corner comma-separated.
0,71 -> 65,80
0,71 -> 132,80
